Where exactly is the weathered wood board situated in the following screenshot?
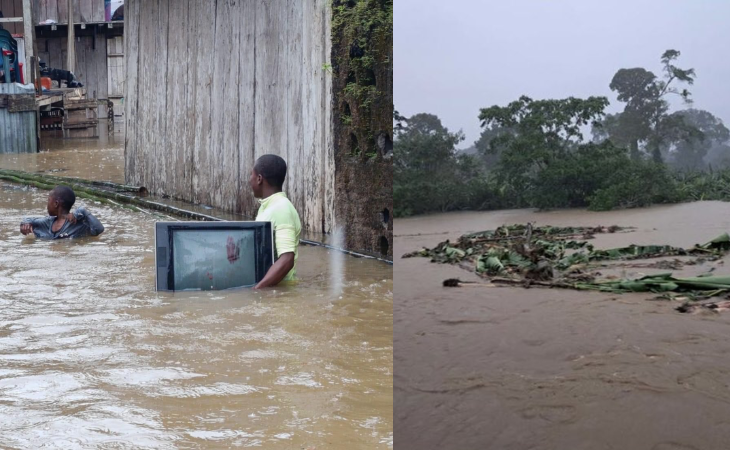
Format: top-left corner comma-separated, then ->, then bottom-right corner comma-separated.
125,0 -> 336,233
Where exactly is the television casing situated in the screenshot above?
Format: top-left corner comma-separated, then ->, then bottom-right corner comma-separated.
155,221 -> 274,292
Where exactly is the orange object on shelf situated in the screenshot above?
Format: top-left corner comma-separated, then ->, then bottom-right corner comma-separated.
35,77 -> 52,90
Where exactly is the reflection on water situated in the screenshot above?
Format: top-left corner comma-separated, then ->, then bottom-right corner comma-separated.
0,183 -> 392,449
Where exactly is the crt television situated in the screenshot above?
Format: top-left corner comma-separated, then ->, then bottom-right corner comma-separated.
155,221 -> 274,292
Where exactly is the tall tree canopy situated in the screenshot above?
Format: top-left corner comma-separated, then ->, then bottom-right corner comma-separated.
603,49 -> 696,162
478,95 -> 609,205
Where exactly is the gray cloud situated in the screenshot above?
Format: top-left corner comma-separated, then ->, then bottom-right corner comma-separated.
395,0 -> 730,147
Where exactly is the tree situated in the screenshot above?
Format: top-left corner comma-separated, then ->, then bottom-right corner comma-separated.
478,95 -> 609,205
668,109 -> 730,169
473,125 -> 515,171
604,49 -> 696,162
394,113 -> 469,215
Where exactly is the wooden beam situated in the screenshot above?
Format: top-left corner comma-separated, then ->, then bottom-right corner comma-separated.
36,94 -> 64,107
67,0 -> 75,73
0,17 -> 24,23
22,0 -> 35,84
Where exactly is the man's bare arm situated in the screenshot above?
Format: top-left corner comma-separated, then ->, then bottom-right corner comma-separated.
254,252 -> 295,289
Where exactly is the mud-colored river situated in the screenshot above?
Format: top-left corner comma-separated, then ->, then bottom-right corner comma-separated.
396,202 -> 730,450
0,132 -> 126,184
0,141 -> 392,449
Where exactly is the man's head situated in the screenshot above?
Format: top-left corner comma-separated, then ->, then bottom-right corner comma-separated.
47,186 -> 76,216
249,154 -> 287,199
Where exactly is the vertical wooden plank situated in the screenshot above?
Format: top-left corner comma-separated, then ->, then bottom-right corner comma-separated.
154,0 -> 169,195
59,38 -> 67,69
255,0 -> 287,163
191,0 -> 215,205
2,0 -> 17,33
67,0 -> 75,73
124,0 -> 139,185
12,0 -> 21,35
1,0 -> 9,28
48,38 -> 62,69
72,0 -> 80,24
36,38 -> 50,70
32,0 -> 40,30
286,0 -> 304,223
92,0 -> 102,22
95,36 -> 107,99
79,0 -> 91,22
57,0 -> 68,24
165,0 -> 185,199
106,38 -> 123,97
36,0 -> 46,23
106,38 -> 113,97
181,0 -> 197,203
301,0 -> 318,232
237,0 -> 257,217
73,36 -> 87,88
80,37 -> 93,94
23,0 -> 36,83
45,0 -> 58,22
208,0 -> 240,211
137,0 -> 156,191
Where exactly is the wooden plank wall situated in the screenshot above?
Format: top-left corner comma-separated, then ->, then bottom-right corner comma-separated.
36,35 -> 107,99
1,0 -> 23,34
0,0 -> 108,32
32,0 -> 106,24
106,35 -> 123,96
0,84 -> 38,154
125,0 -> 335,233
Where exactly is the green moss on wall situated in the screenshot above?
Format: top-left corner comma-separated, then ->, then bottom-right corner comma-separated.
331,0 -> 393,160
331,0 -> 393,257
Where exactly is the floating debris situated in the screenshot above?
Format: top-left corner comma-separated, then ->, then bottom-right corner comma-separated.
406,224 -> 730,303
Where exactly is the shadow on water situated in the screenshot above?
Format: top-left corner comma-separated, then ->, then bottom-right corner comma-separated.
0,134 -> 393,449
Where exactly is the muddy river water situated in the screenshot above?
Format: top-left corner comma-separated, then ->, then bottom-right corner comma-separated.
396,202 -> 730,450
0,137 -> 392,449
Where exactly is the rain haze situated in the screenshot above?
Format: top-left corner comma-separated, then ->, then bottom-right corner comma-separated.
395,0 -> 730,147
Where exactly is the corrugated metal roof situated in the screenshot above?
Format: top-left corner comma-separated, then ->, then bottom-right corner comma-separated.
0,83 -> 37,154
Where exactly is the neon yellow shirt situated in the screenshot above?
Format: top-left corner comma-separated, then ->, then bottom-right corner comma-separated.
255,192 -> 301,281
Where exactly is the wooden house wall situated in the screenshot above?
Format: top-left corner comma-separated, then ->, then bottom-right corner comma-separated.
124,0 -> 335,233
0,84 -> 37,154
0,0 -> 23,34
106,35 -> 122,96
1,0 -> 109,30
36,35 -> 108,100
35,0 -> 107,24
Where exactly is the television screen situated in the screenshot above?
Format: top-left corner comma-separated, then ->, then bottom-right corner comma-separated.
172,229 -> 256,291
155,221 -> 273,292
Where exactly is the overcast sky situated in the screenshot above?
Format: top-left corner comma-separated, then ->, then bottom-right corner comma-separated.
394,0 -> 730,148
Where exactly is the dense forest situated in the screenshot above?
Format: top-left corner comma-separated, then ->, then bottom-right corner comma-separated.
394,50 -> 730,217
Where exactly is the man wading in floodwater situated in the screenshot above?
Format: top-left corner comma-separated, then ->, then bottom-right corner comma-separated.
248,154 -> 301,289
19,186 -> 105,239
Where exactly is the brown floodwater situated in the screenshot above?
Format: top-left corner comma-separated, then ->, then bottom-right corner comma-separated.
395,202 -> 730,450
0,138 -> 393,449
0,131 -> 126,184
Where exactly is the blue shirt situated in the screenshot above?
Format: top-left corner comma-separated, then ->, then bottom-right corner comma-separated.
21,206 -> 105,239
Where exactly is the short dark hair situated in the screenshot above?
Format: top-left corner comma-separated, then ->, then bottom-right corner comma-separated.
51,186 -> 76,210
254,154 -> 287,189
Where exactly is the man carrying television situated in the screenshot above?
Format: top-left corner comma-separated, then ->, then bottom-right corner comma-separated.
249,154 -> 301,289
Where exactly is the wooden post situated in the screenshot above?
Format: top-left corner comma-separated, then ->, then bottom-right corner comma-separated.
67,0 -> 76,74
21,0 -> 34,85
